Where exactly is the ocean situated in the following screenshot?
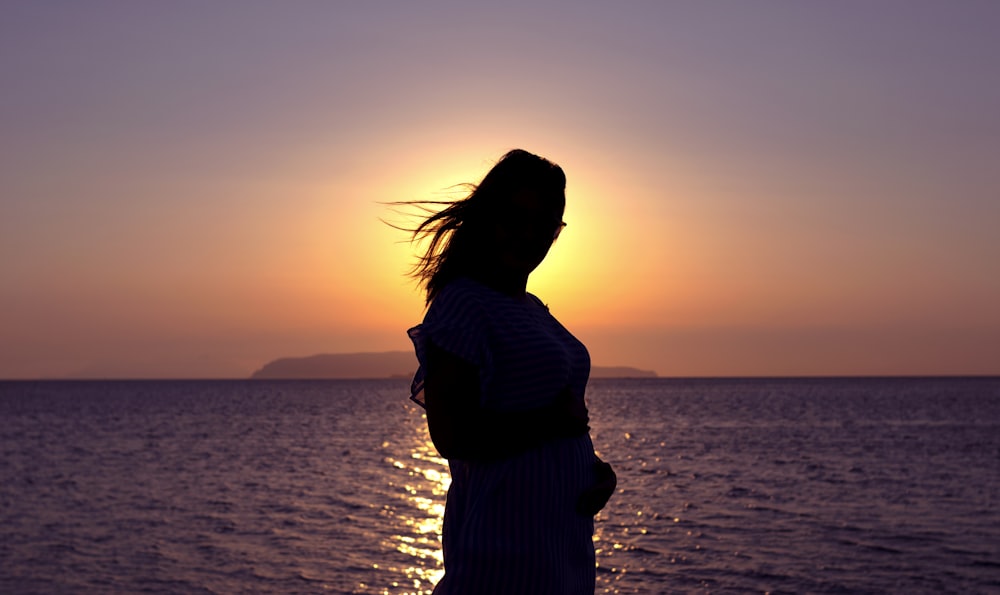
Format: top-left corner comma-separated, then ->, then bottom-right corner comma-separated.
1,377 -> 998,594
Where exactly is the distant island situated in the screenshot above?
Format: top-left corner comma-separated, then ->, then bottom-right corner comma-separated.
251,351 -> 657,379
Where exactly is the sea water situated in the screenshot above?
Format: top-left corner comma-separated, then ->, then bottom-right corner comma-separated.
1,377 -> 998,594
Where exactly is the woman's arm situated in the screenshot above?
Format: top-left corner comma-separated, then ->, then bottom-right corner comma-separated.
423,340 -> 589,461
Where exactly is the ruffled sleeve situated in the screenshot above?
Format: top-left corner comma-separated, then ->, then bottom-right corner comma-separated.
407,279 -> 494,408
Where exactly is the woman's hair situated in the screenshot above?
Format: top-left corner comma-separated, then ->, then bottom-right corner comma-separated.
400,149 -> 566,304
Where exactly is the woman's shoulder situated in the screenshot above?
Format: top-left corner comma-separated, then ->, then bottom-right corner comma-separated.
431,278 -> 549,318
525,292 -> 549,311
426,278 -> 491,320
434,277 -> 489,305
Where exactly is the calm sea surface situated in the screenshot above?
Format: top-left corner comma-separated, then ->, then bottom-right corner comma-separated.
1,377 -> 998,594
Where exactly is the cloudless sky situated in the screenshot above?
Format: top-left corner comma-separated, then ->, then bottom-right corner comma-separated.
2,1 -> 998,378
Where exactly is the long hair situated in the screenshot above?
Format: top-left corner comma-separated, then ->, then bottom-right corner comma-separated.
398,149 -> 566,304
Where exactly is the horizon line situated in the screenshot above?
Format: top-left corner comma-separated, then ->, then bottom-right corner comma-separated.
4,374 -> 998,382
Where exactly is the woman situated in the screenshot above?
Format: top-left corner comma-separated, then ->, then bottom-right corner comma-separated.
406,149 -> 615,594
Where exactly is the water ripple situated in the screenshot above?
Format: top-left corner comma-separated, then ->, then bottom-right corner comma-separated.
1,377 -> 998,594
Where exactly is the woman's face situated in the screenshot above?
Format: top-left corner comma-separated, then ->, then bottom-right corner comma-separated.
490,188 -> 565,276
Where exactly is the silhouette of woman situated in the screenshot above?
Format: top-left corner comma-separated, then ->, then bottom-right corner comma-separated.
405,149 -> 616,594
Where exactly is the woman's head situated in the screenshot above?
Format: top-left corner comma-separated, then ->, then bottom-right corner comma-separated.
406,149 -> 567,303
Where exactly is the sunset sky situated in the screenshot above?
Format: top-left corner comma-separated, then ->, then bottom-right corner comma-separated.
2,2 -> 998,378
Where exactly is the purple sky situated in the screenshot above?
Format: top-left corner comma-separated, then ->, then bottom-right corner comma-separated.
2,2 -> 998,378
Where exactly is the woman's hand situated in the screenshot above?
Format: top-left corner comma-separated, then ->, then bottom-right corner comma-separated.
577,458 -> 617,516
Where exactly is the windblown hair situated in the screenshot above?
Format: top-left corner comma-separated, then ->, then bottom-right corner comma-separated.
398,149 -> 566,304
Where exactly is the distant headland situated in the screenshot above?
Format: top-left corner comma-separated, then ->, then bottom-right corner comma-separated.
250,351 -> 657,379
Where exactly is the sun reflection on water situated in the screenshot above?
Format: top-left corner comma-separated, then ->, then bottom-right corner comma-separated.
380,413 -> 450,594
379,411 -> 636,594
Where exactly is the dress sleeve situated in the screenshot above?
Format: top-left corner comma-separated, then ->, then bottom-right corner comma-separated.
407,281 -> 493,408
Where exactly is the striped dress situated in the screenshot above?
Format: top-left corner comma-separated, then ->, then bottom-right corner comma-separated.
408,277 -> 598,595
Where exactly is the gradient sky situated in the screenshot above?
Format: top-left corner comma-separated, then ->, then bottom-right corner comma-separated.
2,1 -> 998,378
